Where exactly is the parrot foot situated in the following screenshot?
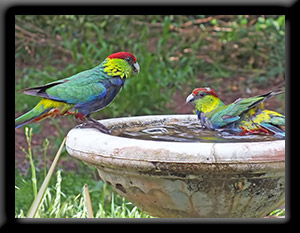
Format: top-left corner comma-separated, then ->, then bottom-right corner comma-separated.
76,116 -> 111,134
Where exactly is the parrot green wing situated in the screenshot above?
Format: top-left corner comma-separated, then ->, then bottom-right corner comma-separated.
46,70 -> 108,104
23,67 -> 109,105
207,95 -> 266,128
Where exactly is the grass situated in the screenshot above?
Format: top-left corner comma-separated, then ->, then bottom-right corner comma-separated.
15,15 -> 285,218
16,169 -> 152,218
269,208 -> 285,217
26,136 -> 66,218
15,127 -> 152,218
19,127 -> 37,199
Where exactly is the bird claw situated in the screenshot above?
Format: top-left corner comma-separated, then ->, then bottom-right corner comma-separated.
76,120 -> 111,134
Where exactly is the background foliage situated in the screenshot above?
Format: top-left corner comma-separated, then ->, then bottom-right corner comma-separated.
15,15 -> 285,117
15,15 -> 285,218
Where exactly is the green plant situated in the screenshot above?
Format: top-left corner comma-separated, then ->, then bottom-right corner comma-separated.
27,137 -> 66,217
16,170 -> 153,218
15,128 -> 151,218
19,127 -> 37,198
269,208 -> 285,217
42,138 -> 50,178
15,15 -> 285,118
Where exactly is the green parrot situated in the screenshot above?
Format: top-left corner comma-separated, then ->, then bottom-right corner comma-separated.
15,52 -> 140,133
186,87 -> 285,138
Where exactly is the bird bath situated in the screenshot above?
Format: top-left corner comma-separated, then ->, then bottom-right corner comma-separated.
65,114 -> 285,218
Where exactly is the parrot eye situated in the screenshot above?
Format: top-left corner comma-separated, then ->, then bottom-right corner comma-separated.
198,92 -> 206,98
125,57 -> 133,63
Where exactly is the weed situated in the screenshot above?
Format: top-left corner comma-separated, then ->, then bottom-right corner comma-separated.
15,129 -> 151,218
19,127 -> 37,198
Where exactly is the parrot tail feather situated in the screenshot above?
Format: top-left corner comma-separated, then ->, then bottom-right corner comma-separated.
15,107 -> 50,129
260,122 -> 285,138
15,99 -> 75,129
15,99 -> 59,129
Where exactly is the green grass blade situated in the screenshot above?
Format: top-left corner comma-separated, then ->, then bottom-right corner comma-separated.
26,137 -> 66,218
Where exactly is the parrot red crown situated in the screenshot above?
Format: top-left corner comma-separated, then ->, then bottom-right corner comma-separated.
192,87 -> 218,97
107,52 -> 137,62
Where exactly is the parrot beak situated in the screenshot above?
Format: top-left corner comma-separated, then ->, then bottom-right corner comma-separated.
186,93 -> 195,104
132,62 -> 140,75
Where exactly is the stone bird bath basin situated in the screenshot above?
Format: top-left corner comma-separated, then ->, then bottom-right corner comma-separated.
65,114 -> 285,218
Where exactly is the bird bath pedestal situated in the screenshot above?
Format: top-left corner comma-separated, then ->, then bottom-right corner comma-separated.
65,115 -> 285,218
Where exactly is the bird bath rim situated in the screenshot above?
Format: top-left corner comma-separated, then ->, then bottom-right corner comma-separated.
66,114 -> 285,168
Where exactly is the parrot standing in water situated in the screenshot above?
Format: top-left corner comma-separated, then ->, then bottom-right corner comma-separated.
186,87 -> 285,138
15,52 -> 140,133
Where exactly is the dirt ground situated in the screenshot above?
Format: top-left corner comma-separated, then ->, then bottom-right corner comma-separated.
15,74 -> 285,174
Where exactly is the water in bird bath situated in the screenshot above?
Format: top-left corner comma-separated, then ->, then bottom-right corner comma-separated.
111,119 -> 282,143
